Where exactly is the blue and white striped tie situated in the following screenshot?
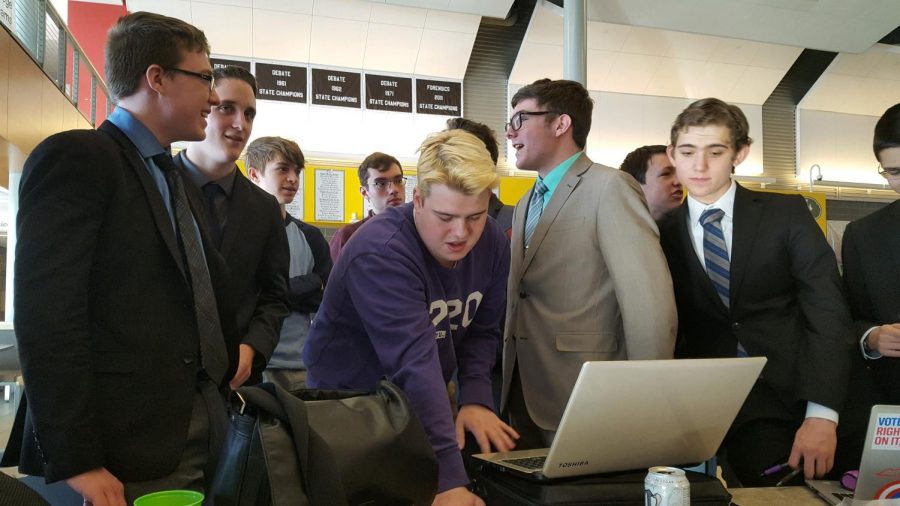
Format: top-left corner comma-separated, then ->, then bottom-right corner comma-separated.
524,179 -> 548,250
700,208 -> 747,357
700,208 -> 729,307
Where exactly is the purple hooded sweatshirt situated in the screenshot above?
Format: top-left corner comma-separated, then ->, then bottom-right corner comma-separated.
304,203 -> 510,492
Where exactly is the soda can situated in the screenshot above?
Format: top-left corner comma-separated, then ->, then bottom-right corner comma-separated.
644,466 -> 690,506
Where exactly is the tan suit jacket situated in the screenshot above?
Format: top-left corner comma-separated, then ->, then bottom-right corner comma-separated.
501,153 -> 677,430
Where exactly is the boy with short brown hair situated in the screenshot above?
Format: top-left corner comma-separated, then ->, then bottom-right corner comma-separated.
246,136 -> 331,391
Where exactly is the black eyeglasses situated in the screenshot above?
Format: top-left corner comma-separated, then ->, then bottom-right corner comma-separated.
370,176 -> 407,191
877,165 -> 900,179
165,67 -> 215,90
505,110 -> 555,131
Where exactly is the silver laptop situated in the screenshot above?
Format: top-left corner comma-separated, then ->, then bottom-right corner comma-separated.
808,404 -> 900,504
474,357 -> 766,480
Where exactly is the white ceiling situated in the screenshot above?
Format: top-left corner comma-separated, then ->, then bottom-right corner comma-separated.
511,3 -> 803,105
801,43 -> 900,116
585,0 -> 900,54
377,0 -> 514,19
111,0 -> 900,115
125,0 -> 485,79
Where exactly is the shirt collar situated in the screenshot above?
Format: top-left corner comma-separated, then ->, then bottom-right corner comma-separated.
176,151 -> 237,198
106,107 -> 167,159
687,179 -> 737,223
539,151 -> 582,194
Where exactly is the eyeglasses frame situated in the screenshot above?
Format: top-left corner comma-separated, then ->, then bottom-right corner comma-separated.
505,110 -> 556,132
164,67 -> 215,91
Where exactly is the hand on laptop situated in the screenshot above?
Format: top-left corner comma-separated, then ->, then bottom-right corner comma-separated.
456,404 -> 520,453
789,417 -> 837,479
432,486 -> 485,506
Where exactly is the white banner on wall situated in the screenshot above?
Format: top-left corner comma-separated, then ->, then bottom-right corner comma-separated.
404,175 -> 417,204
1,0 -> 12,30
314,169 -> 344,222
284,177 -> 304,220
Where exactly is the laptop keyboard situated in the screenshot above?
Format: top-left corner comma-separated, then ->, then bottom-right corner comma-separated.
502,456 -> 546,470
833,492 -> 854,500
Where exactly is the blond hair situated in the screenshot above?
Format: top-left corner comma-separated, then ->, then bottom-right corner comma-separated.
416,130 -> 499,198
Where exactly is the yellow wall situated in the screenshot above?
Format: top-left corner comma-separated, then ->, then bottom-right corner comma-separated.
241,159 -> 827,235
498,175 -> 537,205
293,167 -> 538,227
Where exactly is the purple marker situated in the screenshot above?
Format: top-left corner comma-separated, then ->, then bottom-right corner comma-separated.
761,462 -> 790,477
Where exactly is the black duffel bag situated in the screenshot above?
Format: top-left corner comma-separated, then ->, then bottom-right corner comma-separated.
211,380 -> 438,505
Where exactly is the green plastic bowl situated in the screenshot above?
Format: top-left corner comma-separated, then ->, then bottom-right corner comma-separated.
133,490 -> 204,506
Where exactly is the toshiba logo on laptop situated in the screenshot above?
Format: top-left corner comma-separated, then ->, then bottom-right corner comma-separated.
558,460 -> 588,468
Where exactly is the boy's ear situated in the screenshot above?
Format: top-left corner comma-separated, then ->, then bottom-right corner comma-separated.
733,144 -> 750,167
247,166 -> 261,183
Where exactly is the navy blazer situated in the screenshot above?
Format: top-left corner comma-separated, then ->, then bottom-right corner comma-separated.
9,121 -> 239,483
660,185 -> 854,422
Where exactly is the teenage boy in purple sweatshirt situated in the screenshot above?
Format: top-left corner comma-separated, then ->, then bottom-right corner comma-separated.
305,130 -> 517,506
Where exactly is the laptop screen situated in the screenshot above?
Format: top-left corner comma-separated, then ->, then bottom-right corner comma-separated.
856,405 -> 900,501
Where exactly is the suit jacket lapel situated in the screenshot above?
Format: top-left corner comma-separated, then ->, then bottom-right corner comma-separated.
520,153 -> 589,274
675,202 -> 729,315
99,121 -> 185,277
730,184 -> 762,308
510,196 -> 528,279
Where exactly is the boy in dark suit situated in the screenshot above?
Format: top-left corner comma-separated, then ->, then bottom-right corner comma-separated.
8,12 -> 237,505
659,98 -> 855,487
175,66 -> 290,389
842,102 -> 900,404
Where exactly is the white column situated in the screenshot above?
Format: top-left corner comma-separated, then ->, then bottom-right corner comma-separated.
563,0 -> 587,85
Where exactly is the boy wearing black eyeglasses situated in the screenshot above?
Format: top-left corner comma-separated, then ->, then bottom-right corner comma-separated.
502,79 -> 677,450
330,151 -> 407,261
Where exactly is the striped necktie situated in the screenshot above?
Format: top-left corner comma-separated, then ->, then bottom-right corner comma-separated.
524,179 -> 548,250
700,208 -> 729,307
153,153 -> 229,384
700,208 -> 747,357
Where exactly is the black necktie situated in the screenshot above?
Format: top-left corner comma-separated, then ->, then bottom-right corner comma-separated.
202,182 -> 224,249
152,153 -> 228,384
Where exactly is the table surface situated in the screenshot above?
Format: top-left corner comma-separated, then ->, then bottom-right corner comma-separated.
729,486 -> 825,505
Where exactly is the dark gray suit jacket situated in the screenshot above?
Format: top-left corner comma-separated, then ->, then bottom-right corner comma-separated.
9,121 -> 239,483
175,153 -> 290,383
841,199 -> 900,404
